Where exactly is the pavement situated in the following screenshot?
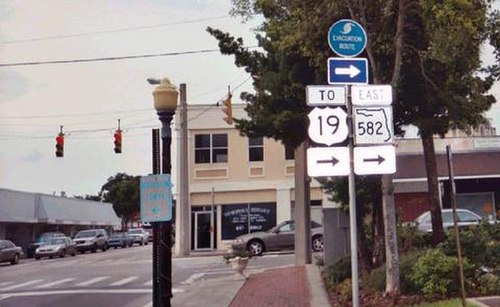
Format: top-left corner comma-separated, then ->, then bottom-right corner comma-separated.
174,252 -> 499,307
172,260 -> 331,307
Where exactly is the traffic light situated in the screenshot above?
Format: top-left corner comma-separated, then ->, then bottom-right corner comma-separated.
114,130 -> 122,153
55,133 -> 64,157
222,93 -> 233,125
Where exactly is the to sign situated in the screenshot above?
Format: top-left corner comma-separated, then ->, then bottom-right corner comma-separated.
140,174 -> 173,223
353,106 -> 393,145
306,85 -> 346,106
307,147 -> 350,177
351,85 -> 392,106
308,107 -> 348,145
354,145 -> 396,175
328,19 -> 367,57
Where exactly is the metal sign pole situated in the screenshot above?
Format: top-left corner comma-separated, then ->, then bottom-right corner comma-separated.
347,86 -> 359,307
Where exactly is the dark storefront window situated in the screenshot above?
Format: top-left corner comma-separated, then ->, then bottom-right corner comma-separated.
221,203 -> 276,240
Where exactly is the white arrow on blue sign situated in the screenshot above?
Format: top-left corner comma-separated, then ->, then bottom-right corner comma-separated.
327,57 -> 369,85
328,19 -> 367,57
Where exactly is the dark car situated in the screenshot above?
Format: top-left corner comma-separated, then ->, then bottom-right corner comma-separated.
231,220 -> 324,256
26,232 -> 66,258
107,232 -> 134,249
35,237 -> 77,260
0,240 -> 24,265
73,229 -> 108,253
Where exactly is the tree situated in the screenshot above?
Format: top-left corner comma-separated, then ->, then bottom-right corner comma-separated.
99,173 -> 140,230
214,0 -> 499,296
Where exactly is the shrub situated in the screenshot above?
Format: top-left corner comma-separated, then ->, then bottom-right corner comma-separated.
362,249 -> 424,295
397,224 -> 432,253
337,278 -> 352,305
411,249 -> 474,296
325,255 -> 351,287
477,273 -> 500,295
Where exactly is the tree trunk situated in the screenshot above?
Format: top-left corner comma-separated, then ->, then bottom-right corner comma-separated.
372,190 -> 385,267
382,174 -> 400,295
421,131 -> 445,244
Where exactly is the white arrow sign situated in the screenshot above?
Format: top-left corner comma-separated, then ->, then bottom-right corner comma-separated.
335,65 -> 361,78
308,107 -> 348,146
307,147 -> 350,177
354,145 -> 396,175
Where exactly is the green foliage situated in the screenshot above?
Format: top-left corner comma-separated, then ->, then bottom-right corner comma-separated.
363,250 -> 425,295
336,278 -> 352,306
477,273 -> 500,295
325,255 -> 351,287
439,223 -> 499,269
398,225 -> 433,253
100,173 -> 140,222
411,249 -> 474,296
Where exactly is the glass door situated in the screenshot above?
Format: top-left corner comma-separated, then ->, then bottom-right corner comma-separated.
194,211 -> 213,250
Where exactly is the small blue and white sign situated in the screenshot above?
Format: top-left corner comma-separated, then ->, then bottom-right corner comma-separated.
328,19 -> 367,57
328,58 -> 368,85
140,174 -> 173,223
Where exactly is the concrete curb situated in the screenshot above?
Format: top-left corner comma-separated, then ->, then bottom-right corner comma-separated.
306,264 -> 332,307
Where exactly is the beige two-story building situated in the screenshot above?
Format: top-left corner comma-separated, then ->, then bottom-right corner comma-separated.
174,103 -> 330,252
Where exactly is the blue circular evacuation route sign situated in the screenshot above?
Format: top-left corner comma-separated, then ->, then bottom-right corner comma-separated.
328,19 -> 367,57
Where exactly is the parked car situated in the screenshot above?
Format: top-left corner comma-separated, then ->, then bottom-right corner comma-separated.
0,240 -> 23,265
127,228 -> 150,246
107,232 -> 134,249
35,237 -> 77,260
73,229 -> 108,253
414,208 -> 493,232
231,220 -> 324,256
26,232 -> 66,258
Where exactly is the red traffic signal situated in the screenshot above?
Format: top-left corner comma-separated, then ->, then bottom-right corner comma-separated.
55,134 -> 64,157
222,94 -> 233,125
114,130 -> 122,153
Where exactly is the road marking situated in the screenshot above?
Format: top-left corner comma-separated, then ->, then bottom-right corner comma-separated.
0,279 -> 43,291
181,272 -> 205,285
0,282 -> 13,287
142,280 -> 152,286
75,276 -> 110,287
109,276 -> 138,286
36,278 -> 75,289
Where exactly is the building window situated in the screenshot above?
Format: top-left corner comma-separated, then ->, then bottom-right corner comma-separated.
249,137 -> 264,162
195,134 -> 228,163
285,145 -> 295,160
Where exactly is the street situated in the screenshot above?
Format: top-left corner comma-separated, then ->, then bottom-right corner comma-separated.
0,245 -> 295,307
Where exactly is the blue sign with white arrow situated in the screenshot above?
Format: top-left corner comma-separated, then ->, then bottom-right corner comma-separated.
327,58 -> 369,85
328,19 -> 367,57
140,174 -> 173,222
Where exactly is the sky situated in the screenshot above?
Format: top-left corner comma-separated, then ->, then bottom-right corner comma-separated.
0,1 -> 499,198
0,0 -> 261,197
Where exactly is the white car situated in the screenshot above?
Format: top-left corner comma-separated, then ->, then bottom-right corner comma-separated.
127,228 -> 149,246
414,208 -> 490,232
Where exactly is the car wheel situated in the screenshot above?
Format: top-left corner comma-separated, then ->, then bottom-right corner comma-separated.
312,235 -> 324,252
72,250 -> 77,256
140,241 -> 143,246
59,249 -> 66,258
11,253 -> 19,265
102,244 -> 107,252
248,240 -> 264,256
91,245 -> 97,253
35,256 -> 41,260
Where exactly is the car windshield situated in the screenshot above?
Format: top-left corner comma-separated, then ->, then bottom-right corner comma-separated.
128,229 -> 142,234
75,230 -> 97,238
47,238 -> 65,245
37,233 -> 58,243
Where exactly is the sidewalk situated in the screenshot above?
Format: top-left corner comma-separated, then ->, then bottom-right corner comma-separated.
172,263 -> 331,307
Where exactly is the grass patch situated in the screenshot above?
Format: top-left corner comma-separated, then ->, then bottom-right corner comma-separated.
410,298 -> 479,307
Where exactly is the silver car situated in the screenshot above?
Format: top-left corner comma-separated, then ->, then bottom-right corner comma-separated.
414,208 -> 491,232
231,220 -> 324,256
35,237 -> 77,260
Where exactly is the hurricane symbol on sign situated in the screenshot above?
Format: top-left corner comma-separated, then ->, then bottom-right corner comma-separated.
340,23 -> 353,34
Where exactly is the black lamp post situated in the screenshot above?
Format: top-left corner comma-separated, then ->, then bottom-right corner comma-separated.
152,78 -> 178,307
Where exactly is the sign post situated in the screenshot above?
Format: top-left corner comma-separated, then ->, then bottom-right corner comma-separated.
305,19 -> 396,307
